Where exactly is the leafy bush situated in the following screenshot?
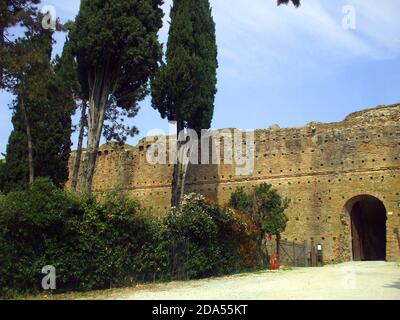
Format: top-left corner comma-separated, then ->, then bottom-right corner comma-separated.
163,194 -> 248,279
0,178 -> 83,296
62,191 -> 163,290
0,181 -> 259,297
0,179 -> 162,296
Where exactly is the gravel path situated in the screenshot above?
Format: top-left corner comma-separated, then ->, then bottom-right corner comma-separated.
108,261 -> 400,300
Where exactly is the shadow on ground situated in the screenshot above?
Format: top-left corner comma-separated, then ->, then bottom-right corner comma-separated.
384,279 -> 400,290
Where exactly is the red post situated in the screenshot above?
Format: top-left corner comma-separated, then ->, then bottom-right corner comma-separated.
270,253 -> 279,270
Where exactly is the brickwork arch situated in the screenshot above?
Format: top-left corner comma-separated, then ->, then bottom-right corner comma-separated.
343,195 -> 387,261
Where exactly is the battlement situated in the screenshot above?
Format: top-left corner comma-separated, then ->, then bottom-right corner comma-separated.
83,103 -> 400,155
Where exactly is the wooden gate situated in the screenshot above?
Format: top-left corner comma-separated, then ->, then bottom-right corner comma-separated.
277,240 -> 308,267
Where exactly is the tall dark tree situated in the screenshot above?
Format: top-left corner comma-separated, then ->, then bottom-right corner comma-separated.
70,0 -> 164,193
53,24 -> 84,192
152,0 -> 218,206
3,104 -> 29,191
0,0 -> 40,88
3,25 -> 73,192
2,20 -> 53,190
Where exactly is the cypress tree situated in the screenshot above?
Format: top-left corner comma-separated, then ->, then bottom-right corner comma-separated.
70,0 -> 164,193
151,0 -> 218,206
3,104 -> 29,192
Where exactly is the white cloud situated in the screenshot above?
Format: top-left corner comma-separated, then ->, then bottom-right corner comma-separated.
352,0 -> 400,57
184,0 -> 399,86
43,0 -> 400,62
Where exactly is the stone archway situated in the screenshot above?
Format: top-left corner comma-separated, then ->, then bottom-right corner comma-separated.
345,195 -> 387,261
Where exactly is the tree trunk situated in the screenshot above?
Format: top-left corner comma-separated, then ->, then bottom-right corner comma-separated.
257,233 -> 268,269
71,100 -> 87,191
262,232 -> 270,268
276,233 -> 281,257
171,119 -> 184,206
20,98 -> 34,186
81,69 -> 110,194
171,119 -> 192,207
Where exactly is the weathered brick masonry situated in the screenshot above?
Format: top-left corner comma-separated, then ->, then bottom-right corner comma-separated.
69,104 -> 400,263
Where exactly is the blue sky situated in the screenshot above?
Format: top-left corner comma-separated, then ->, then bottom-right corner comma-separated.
1,0 -> 399,156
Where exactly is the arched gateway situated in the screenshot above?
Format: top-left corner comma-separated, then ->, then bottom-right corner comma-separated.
345,195 -> 387,261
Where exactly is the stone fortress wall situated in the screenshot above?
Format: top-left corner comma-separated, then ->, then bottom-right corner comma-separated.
68,104 -> 400,263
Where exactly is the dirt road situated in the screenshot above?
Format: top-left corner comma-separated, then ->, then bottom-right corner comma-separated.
33,261 -> 399,300
92,261 -> 398,300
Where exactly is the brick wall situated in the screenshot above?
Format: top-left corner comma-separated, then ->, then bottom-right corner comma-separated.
68,104 -> 400,262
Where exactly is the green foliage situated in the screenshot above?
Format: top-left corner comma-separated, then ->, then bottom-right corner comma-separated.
164,194 -> 247,279
152,0 -> 218,132
70,0 -> 164,142
254,184 -> 290,236
229,183 -> 290,237
68,0 -> 164,192
0,0 -> 40,88
0,186 -> 255,297
1,5 -> 47,91
0,179 -> 165,296
2,25 -> 73,193
229,186 -> 252,212
54,35 -> 81,100
2,107 -> 30,192
72,0 -> 163,95
0,1 -> 40,32
0,178 -> 83,296
0,159 -> 5,192
0,174 -> 262,297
